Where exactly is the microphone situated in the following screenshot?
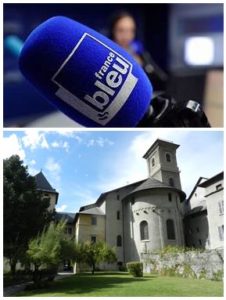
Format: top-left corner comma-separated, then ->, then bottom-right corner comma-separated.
19,16 -> 153,127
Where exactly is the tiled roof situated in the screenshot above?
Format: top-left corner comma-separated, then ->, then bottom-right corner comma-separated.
125,177 -> 186,201
34,171 -> 57,193
133,177 -> 173,192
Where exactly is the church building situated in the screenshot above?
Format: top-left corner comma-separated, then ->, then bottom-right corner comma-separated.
74,139 -> 186,265
35,138 -> 224,269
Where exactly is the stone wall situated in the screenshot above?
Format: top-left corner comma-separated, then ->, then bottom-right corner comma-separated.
125,189 -> 185,261
142,248 -> 223,280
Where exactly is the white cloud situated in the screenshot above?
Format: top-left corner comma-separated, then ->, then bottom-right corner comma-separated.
56,130 -> 76,137
94,136 -> 148,193
94,132 -> 165,192
29,159 -> 36,165
28,166 -> 39,176
55,130 -> 83,144
129,130 -> 189,159
26,159 -> 39,175
177,133 -> 223,197
51,140 -> 69,152
56,204 -> 68,212
51,141 -> 60,148
63,141 -> 69,152
96,137 -> 114,147
3,134 -> 26,160
93,131 -> 206,196
72,185 -> 96,207
22,131 -> 49,150
86,137 -> 114,148
74,135 -> 83,144
44,157 -> 61,193
45,157 -> 61,173
87,139 -> 95,147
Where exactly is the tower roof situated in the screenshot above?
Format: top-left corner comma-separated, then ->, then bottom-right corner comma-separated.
124,177 -> 186,201
143,139 -> 179,159
34,171 -> 57,193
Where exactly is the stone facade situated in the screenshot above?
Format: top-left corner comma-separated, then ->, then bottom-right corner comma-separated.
73,139 -> 187,266
144,139 -> 182,190
71,139 -> 223,267
34,139 -> 223,270
123,189 -> 185,262
142,248 -> 223,280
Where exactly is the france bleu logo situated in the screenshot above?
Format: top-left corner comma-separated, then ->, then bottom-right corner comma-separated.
51,33 -> 138,125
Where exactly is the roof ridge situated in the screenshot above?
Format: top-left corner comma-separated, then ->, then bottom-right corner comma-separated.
34,171 -> 57,193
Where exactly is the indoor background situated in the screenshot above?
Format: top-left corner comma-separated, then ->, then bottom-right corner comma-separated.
4,3 -> 223,127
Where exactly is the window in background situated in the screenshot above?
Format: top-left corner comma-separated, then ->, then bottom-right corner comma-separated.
184,36 -> 214,66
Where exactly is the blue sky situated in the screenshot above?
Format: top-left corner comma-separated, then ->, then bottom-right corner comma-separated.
3,130 -> 223,213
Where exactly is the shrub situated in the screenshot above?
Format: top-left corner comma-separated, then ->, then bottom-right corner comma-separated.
160,266 -> 177,277
127,261 -> 143,277
212,270 -> 223,281
182,263 -> 197,279
119,265 -> 127,272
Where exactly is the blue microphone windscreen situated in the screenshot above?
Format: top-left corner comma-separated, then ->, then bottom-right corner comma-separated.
19,16 -> 153,127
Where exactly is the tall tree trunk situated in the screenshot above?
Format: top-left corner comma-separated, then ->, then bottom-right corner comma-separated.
33,264 -> 41,284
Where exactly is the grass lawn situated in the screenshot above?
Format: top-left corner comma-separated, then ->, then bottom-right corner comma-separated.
16,272 -> 223,297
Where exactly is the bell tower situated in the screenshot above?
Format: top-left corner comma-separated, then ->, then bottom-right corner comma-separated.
143,139 -> 182,190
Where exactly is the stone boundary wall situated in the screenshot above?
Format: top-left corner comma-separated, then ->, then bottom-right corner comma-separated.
142,248 -> 224,280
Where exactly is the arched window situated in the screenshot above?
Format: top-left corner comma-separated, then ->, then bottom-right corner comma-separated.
152,158 -> 155,167
117,235 -> 122,247
169,178 -> 174,187
166,153 -> 171,162
140,221 -> 149,240
166,219 -> 176,240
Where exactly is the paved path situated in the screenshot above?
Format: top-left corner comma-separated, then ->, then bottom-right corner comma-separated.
4,272 -> 74,297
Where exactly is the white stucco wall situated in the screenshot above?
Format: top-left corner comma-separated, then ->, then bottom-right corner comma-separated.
205,180 -> 224,249
105,183 -> 142,263
76,214 -> 106,243
187,179 -> 207,211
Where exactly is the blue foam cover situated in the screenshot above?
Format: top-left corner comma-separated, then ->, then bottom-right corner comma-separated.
19,16 -> 153,127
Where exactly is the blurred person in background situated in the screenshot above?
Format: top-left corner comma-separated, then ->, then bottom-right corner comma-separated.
109,11 -> 143,65
109,10 -> 168,90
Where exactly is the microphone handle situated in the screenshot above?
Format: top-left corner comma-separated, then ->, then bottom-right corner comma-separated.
137,94 -> 211,128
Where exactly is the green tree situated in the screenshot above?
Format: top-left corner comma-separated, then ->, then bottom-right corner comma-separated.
78,241 -> 117,275
27,221 -> 76,283
4,155 -> 53,275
